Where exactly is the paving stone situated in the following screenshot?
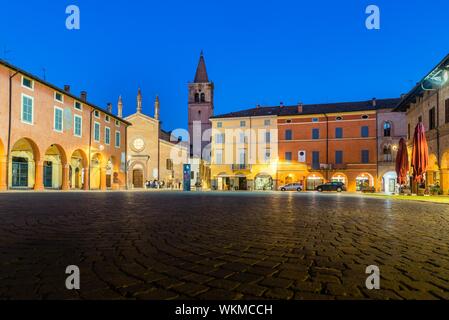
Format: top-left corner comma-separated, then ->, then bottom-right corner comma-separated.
1,192 -> 449,300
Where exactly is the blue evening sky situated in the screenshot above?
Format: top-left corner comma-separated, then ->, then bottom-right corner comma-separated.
1,0 -> 448,131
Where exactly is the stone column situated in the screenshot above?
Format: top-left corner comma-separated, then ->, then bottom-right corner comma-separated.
440,169 -> 449,195
34,160 -> 44,191
100,166 -> 107,191
83,168 -> 89,190
62,164 -> 70,191
426,170 -> 434,187
0,155 -> 8,190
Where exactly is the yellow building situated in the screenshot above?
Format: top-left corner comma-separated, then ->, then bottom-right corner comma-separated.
210,108 -> 278,191
125,90 -> 188,189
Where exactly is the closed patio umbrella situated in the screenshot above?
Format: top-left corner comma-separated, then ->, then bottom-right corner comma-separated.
411,122 -> 429,184
395,138 -> 409,185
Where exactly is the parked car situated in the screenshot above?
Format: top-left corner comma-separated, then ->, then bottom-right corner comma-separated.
279,183 -> 303,192
316,182 -> 346,192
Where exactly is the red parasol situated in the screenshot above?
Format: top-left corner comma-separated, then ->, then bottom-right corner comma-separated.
395,138 -> 409,185
411,122 -> 429,184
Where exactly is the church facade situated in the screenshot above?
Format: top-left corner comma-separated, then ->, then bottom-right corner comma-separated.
125,90 -> 188,189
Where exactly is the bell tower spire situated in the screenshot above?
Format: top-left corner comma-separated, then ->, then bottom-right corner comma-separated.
188,52 -> 214,159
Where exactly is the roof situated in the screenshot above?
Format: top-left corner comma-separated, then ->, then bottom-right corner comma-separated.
160,129 -> 189,149
194,52 -> 209,83
211,98 -> 401,119
395,53 -> 449,112
0,59 -> 131,126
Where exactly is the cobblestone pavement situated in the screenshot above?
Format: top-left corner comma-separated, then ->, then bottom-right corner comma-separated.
0,191 -> 449,300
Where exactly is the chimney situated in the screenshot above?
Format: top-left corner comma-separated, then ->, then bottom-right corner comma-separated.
80,91 -> 87,102
117,96 -> 123,118
372,97 -> 377,107
107,102 -> 113,113
64,85 -> 71,93
154,95 -> 160,120
297,102 -> 303,113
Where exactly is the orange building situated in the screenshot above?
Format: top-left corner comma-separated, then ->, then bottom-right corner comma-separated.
0,60 -> 130,191
276,100 -> 399,191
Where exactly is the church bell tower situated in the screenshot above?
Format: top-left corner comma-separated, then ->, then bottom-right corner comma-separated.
188,52 -> 214,159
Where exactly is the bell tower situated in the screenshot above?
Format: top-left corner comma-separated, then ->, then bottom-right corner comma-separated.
188,52 -> 214,159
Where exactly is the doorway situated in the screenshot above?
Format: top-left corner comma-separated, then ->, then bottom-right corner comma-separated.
133,169 -> 144,188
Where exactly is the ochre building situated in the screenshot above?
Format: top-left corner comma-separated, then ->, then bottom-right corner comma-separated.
0,60 -> 129,191
209,98 -> 406,192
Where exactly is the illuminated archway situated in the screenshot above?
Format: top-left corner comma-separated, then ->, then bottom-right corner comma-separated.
356,173 -> 374,191
306,173 -> 324,191
9,138 -> 40,189
90,153 -> 103,190
43,144 -> 67,189
70,149 -> 88,189
331,173 -> 348,185
0,138 -> 5,190
254,173 -> 273,191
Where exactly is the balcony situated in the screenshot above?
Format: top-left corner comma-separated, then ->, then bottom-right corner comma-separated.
231,164 -> 251,171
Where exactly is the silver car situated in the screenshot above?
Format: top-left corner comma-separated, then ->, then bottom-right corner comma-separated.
279,183 -> 303,192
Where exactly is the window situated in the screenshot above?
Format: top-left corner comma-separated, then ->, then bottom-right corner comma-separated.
239,132 -> 246,143
362,115 -> 369,120
215,149 -> 223,164
54,92 -> 63,103
335,127 -> 343,139
312,118 -> 319,122
285,152 -> 292,162
361,150 -> 370,163
312,128 -> 320,140
74,101 -> 82,111
445,99 -> 449,124
115,131 -> 121,148
418,115 -> 423,123
336,116 -> 343,121
217,122 -> 223,128
383,145 -> 392,162
335,151 -> 343,164
22,76 -> 34,90
115,120 -> 120,127
384,122 -> 392,137
429,107 -> 436,130
216,133 -> 225,144
264,119 -> 271,126
94,122 -> 100,142
54,107 -> 63,132
361,126 -> 369,138
94,110 -> 100,118
264,150 -> 271,162
21,94 -> 33,124
408,123 -> 411,139
286,119 -> 292,124
312,151 -> 320,169
285,129 -> 292,140
105,115 -> 110,123
240,121 -> 246,127
239,149 -> 246,165
200,93 -> 205,103
194,93 -> 200,103
265,132 -> 271,143
74,115 -> 82,137
166,159 -> 173,170
105,127 -> 111,145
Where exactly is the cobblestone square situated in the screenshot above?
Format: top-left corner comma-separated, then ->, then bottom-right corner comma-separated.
0,191 -> 448,300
